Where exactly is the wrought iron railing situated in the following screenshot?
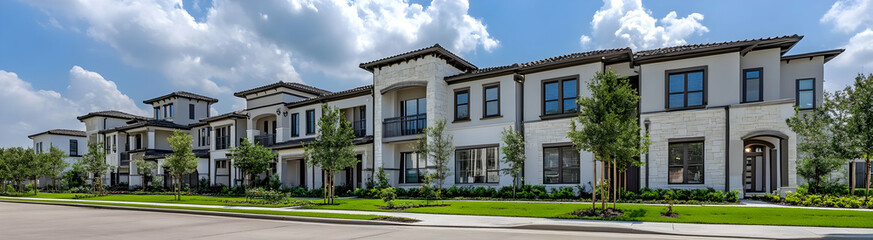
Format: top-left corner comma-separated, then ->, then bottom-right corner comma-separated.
383,114 -> 426,138
352,120 -> 367,138
215,136 -> 230,150
254,134 -> 277,147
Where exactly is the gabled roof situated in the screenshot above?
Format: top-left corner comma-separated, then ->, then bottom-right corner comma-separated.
200,110 -> 248,123
359,44 -> 477,72
28,129 -> 86,139
233,81 -> 331,98
77,110 -> 151,121
634,35 -> 803,64
781,49 -> 845,63
444,48 -> 632,84
285,85 -> 373,108
142,91 -> 218,104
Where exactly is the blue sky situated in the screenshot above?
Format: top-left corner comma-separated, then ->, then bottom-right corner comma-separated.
0,0 -> 871,147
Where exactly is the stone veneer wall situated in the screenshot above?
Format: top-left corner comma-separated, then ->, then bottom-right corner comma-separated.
523,118 -> 596,190
641,107 -> 727,190
728,100 -> 797,193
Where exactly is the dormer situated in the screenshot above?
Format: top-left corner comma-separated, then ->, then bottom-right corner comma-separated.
143,91 -> 218,125
233,81 -> 331,109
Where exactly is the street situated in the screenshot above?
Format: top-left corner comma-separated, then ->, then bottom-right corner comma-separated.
0,202 -> 740,240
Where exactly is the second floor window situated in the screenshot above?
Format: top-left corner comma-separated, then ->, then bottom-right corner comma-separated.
543,78 -> 578,116
797,78 -> 815,109
135,134 -> 142,150
454,90 -> 469,121
189,104 -> 195,120
215,126 -> 230,150
667,67 -> 706,109
291,113 -> 299,137
743,68 -> 763,103
167,104 -> 174,118
69,140 -> 78,156
483,84 -> 500,117
154,107 -> 160,120
306,110 -> 315,135
668,141 -> 704,184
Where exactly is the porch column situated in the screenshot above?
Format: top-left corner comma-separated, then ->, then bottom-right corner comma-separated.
277,155 -> 284,187
230,124 -> 237,148
147,129 -> 155,149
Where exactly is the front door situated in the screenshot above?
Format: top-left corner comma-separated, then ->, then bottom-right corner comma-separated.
744,151 -> 765,193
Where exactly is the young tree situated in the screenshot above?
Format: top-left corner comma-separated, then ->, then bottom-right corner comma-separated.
787,92 -> 849,194
164,130 -> 198,200
835,74 -> 873,200
229,138 -> 277,188
500,127 -> 525,198
568,69 -> 649,213
79,143 -> 111,195
39,147 -> 68,192
134,158 -> 158,192
304,104 -> 358,204
413,119 -> 454,194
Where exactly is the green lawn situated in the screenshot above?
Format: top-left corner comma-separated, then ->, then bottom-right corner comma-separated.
9,194 -> 873,228
0,198 -> 382,220
16,193 -> 313,207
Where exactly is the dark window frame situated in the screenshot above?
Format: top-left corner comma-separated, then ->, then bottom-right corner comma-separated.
69,139 -> 78,156
189,104 -> 195,120
541,75 -> 579,118
665,66 -> 708,111
542,145 -> 581,184
453,88 -> 470,121
796,78 -> 816,110
305,109 -> 316,135
742,68 -> 764,103
291,113 -> 299,137
482,83 -> 501,118
154,107 -> 161,120
400,151 -> 427,184
667,139 -> 705,184
454,145 -> 500,184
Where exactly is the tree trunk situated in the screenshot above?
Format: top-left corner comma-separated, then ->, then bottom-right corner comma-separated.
850,162 -> 856,194
33,176 -> 38,196
866,156 -> 871,202
592,155 -> 597,211
613,159 -> 617,209
600,160 -> 605,212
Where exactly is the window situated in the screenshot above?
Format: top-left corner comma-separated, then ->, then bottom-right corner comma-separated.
455,146 -> 499,183
36,142 -> 43,154
135,134 -> 142,150
543,146 -> 580,184
666,67 -> 706,109
401,152 -> 427,183
668,141 -> 704,184
112,135 -> 117,153
189,104 -> 195,119
797,78 -> 815,109
154,107 -> 161,120
542,77 -> 578,116
454,89 -> 469,121
306,110 -> 316,135
69,140 -> 78,156
167,104 -> 174,118
743,68 -> 763,103
483,84 -> 500,118
198,128 -> 210,147
291,113 -> 299,137
215,126 -> 230,150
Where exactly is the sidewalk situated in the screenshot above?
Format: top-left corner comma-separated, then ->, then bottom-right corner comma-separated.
3,196 -> 872,239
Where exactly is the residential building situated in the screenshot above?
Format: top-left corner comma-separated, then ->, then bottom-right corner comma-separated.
27,129 -> 87,187
38,34 -> 842,198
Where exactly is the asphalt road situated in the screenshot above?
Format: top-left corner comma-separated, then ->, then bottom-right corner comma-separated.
0,202 -> 738,240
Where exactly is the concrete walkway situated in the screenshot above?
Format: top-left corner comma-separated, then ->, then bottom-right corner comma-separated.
3,196 -> 873,239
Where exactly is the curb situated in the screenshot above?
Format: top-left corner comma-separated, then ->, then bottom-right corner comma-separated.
0,200 -> 798,239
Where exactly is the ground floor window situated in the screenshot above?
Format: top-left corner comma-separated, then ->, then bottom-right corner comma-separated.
455,146 -> 499,183
543,146 -> 580,184
401,152 -> 426,183
668,141 -> 704,184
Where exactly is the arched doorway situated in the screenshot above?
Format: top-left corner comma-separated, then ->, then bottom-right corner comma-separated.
741,130 -> 789,195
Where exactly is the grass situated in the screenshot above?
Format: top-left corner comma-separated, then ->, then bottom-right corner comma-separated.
15,193 -> 310,207
9,193 -> 873,228
0,198 -> 383,221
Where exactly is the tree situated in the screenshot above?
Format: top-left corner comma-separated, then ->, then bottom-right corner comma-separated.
413,119 -> 454,194
38,147 -> 68,192
79,143 -> 111,195
787,91 -> 849,194
164,130 -> 198,200
500,127 -> 525,198
0,147 -> 7,193
304,104 -> 358,204
834,74 -> 873,201
229,138 -> 277,188
134,158 -> 158,192
568,69 -> 650,213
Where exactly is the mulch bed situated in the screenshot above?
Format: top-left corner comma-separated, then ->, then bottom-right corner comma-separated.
571,208 -> 625,218
660,212 -> 679,218
378,204 -> 450,210
373,217 -> 421,223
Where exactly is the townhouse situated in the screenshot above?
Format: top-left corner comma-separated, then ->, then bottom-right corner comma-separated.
27,129 -> 86,187
30,34 -> 844,197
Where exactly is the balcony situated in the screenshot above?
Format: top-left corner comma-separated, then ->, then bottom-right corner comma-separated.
353,120 -> 366,138
215,136 -> 230,150
254,134 -> 277,147
383,114 -> 426,138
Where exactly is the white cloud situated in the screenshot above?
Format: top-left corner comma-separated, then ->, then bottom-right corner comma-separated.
580,0 -> 708,50
820,0 -> 873,90
27,0 -> 498,98
821,0 -> 873,34
0,67 -> 149,148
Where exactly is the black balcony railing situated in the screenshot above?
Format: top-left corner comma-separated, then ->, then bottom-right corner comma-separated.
254,134 -> 277,147
216,136 -> 230,150
383,114 -> 426,138
353,120 -> 366,138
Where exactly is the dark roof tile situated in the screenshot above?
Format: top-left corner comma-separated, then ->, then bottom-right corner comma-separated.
77,110 -> 151,121
142,91 -> 218,104
28,129 -> 86,139
233,81 -> 331,98
359,44 -> 477,72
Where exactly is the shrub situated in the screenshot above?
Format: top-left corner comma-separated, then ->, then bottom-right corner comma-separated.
245,187 -> 288,204
380,187 -> 397,206
640,190 -> 659,200
621,191 -> 637,200
674,189 -> 691,201
725,190 -> 740,202
549,187 -> 575,199
705,191 -> 725,202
